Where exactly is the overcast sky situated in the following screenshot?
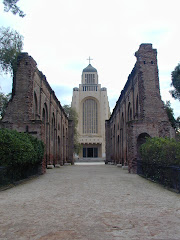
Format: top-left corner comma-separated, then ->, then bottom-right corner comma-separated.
0,0 -> 179,117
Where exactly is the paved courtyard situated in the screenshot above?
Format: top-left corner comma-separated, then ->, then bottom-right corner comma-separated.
0,164 -> 180,240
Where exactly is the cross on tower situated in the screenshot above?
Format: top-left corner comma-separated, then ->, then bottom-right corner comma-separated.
87,56 -> 93,65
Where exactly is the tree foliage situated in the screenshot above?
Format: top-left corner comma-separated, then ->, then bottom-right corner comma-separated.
139,137 -> 180,191
163,101 -> 179,131
63,105 -> 82,154
63,105 -> 78,127
0,27 -> 23,75
170,63 -> 180,101
3,0 -> 25,17
0,128 -> 44,166
140,137 -> 180,166
0,128 -> 44,182
0,92 -> 11,119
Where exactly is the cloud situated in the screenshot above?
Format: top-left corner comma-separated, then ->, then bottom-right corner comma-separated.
0,0 -> 179,118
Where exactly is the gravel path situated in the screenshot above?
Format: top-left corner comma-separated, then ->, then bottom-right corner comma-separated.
0,164 -> 180,240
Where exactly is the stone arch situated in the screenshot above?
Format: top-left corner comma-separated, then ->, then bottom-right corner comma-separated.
137,133 -> 151,159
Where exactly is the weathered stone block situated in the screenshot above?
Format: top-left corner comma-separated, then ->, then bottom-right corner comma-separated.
47,165 -> 54,169
122,166 -> 128,170
117,164 -> 122,167
55,164 -> 61,168
64,163 -> 71,166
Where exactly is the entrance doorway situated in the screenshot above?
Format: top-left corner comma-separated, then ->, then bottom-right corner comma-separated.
83,147 -> 98,158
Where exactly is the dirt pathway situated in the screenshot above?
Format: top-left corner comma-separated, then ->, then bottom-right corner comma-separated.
0,164 -> 180,240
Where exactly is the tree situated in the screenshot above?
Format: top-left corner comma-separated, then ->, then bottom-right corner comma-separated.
170,63 -> 180,101
63,105 -> 82,155
3,0 -> 25,17
0,27 -> 23,75
164,101 -> 180,132
63,105 -> 78,127
0,92 -> 11,119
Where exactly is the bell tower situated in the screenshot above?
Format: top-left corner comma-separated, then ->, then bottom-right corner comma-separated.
71,58 -> 110,160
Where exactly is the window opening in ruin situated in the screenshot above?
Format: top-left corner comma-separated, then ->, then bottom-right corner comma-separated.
34,92 -> 38,118
42,108 -> 45,123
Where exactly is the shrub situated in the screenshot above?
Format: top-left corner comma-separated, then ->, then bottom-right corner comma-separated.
139,137 -> 180,191
0,128 -> 44,182
140,137 -> 180,166
27,134 -> 44,164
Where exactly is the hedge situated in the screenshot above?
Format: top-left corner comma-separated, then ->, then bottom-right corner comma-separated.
140,137 -> 180,166
139,137 -> 180,191
0,128 -> 44,183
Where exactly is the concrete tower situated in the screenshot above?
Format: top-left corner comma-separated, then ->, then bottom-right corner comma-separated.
71,59 -> 110,159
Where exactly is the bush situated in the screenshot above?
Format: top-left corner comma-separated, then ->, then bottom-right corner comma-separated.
0,128 -> 44,182
140,137 -> 180,166
27,134 -> 44,164
139,137 -> 180,191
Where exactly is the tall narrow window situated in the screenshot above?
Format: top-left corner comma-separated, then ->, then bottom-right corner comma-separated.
34,92 -> 38,118
83,99 -> 98,134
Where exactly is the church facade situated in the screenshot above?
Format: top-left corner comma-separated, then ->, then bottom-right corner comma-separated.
71,59 -> 110,159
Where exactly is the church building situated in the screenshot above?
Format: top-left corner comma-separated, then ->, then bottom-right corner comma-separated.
71,58 -> 110,159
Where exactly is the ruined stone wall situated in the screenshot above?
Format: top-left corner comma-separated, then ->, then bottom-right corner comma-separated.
105,44 -> 175,172
1,53 -> 74,172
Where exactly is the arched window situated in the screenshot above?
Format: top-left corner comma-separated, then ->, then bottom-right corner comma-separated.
83,99 -> 98,134
42,103 -> 48,123
34,92 -> 38,118
42,108 -> 45,123
127,102 -> 132,121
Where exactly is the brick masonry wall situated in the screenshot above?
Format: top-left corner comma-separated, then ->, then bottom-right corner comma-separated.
1,53 -> 74,173
105,44 -> 175,173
